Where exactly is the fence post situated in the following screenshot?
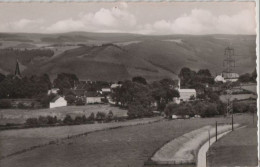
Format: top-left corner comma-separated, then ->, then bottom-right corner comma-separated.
232,113 -> 234,131
208,130 -> 210,147
215,121 -> 217,142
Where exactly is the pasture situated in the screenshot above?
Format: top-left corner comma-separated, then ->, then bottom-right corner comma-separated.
0,113 -> 255,167
0,104 -> 128,125
207,124 -> 257,167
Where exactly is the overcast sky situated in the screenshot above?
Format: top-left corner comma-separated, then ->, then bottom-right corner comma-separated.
0,2 -> 256,35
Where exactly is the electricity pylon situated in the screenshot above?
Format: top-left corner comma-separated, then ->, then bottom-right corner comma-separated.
223,47 -> 235,131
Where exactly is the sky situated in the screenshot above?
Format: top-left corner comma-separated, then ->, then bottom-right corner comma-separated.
0,1 -> 256,35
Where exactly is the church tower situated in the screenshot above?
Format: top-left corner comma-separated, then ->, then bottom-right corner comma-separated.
14,59 -> 22,78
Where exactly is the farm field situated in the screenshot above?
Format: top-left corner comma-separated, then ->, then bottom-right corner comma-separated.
0,116 -> 161,158
0,114 -> 255,167
219,94 -> 256,102
207,124 -> 257,167
0,104 -> 128,125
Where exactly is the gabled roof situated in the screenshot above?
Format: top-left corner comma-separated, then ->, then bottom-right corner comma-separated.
179,89 -> 196,93
85,91 -> 102,97
50,96 -> 61,102
222,72 -> 239,79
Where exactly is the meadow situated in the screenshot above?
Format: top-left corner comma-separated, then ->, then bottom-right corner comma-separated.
0,113 -> 255,167
0,104 -> 128,125
207,125 -> 257,167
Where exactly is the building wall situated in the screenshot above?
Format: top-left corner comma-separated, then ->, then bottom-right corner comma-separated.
86,97 -> 102,104
179,92 -> 196,101
50,97 -> 67,108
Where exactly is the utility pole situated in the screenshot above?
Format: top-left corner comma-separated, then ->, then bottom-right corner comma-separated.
223,47 -> 235,131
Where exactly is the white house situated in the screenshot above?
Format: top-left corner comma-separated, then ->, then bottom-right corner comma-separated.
48,88 -> 59,95
85,92 -> 103,104
101,88 -> 111,94
215,72 -> 239,83
111,83 -> 122,89
50,96 -> 67,108
174,79 -> 196,104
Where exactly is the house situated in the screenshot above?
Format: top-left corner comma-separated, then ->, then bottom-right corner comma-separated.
85,91 -> 103,104
215,72 -> 239,83
101,88 -> 111,94
174,79 -> 196,104
50,96 -> 67,108
111,83 -> 122,89
48,88 -> 60,95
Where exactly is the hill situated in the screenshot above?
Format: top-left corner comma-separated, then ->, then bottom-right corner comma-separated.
0,32 -> 256,81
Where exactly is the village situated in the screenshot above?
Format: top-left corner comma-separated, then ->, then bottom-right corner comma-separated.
0,56 -> 257,126
0,1 -> 258,167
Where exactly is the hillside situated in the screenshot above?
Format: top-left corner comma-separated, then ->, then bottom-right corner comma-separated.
0,32 -> 256,81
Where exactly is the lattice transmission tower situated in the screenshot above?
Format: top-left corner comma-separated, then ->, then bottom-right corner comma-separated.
223,47 -> 235,130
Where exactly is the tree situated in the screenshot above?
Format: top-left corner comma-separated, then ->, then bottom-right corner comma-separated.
0,73 -> 5,83
65,94 -> 76,105
150,80 -> 179,111
179,67 -> 196,87
164,103 -> 179,118
96,112 -> 106,121
88,112 -> 95,121
132,76 -> 147,85
107,110 -> 114,121
251,69 -> 257,82
40,93 -> 56,108
53,73 -> 79,94
197,69 -> 212,77
239,73 -> 251,83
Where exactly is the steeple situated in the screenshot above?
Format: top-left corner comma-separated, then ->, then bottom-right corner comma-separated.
14,59 -> 21,78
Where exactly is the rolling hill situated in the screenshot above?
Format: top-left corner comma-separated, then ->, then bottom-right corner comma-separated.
0,32 -> 256,81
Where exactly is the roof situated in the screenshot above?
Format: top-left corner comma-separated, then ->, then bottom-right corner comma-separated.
85,91 -> 102,97
179,89 -> 196,93
111,84 -> 121,89
102,88 -> 111,92
222,72 -> 239,79
50,96 -> 61,102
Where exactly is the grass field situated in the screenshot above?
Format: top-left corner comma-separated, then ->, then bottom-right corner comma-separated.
0,113 -> 255,167
0,104 -> 128,125
0,117 -> 161,158
207,124 -> 257,167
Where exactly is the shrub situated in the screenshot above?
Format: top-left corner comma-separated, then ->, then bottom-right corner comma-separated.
46,116 -> 57,124
101,98 -> 109,103
63,115 -> 73,124
88,112 -> 95,121
201,103 -> 218,118
233,102 -> 249,113
17,102 -> 29,109
74,116 -> 83,124
0,99 -> 12,109
38,116 -> 48,125
82,115 -> 87,123
106,110 -> 114,121
96,112 -> 106,121
26,118 -> 38,126
75,98 -> 85,106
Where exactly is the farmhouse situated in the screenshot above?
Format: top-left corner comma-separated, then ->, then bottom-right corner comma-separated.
48,88 -> 59,95
111,83 -> 122,89
174,79 -> 196,104
85,92 -> 103,104
101,88 -> 111,94
215,72 -> 239,83
50,96 -> 67,108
